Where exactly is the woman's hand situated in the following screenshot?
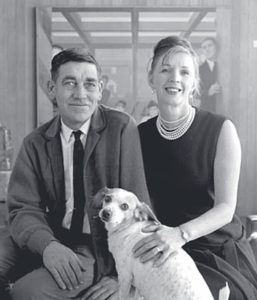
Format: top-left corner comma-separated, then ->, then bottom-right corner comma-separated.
132,224 -> 185,267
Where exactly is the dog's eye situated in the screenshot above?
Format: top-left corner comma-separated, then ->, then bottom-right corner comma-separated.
104,195 -> 112,203
120,203 -> 129,210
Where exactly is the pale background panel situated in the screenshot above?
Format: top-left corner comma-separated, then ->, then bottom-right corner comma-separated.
0,0 -> 257,217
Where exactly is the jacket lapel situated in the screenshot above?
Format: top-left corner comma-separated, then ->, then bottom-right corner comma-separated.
84,106 -> 106,167
45,116 -> 65,208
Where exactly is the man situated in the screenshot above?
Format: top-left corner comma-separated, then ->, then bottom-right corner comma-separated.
199,37 -> 221,112
0,48 -> 150,300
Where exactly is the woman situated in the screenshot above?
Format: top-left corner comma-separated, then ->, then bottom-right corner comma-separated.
134,36 -> 257,299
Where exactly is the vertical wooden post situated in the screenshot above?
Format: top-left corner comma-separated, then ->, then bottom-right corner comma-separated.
131,8 -> 139,108
217,0 -> 257,216
36,7 -> 53,126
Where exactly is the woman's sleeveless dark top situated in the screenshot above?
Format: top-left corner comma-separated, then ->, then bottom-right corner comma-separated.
139,109 -> 257,299
139,109 -> 242,242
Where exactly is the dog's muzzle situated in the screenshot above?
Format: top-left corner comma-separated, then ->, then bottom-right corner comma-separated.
99,208 -> 112,222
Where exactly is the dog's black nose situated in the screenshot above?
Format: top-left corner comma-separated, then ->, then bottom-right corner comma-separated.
101,209 -> 112,221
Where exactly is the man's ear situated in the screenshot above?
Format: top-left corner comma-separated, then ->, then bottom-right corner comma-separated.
98,79 -> 104,99
148,72 -> 154,90
47,80 -> 56,101
134,202 -> 160,223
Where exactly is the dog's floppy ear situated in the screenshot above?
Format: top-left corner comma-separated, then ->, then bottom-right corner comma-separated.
93,187 -> 111,208
134,202 -> 160,224
100,186 -> 110,194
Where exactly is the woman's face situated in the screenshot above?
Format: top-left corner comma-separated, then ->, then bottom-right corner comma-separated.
149,51 -> 196,108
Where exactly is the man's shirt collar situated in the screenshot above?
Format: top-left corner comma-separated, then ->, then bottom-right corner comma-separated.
61,118 -> 91,143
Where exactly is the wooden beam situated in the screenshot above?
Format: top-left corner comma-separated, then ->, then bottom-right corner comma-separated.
182,10 -> 209,38
52,20 -> 215,33
131,8 -> 139,112
53,21 -> 131,32
61,11 -> 93,50
52,36 -> 132,45
54,7 -> 132,13
139,21 -> 215,32
53,7 -> 216,13
52,41 -> 203,50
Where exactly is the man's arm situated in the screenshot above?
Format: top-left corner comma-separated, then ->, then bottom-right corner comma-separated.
8,137 -> 87,290
8,138 -> 55,255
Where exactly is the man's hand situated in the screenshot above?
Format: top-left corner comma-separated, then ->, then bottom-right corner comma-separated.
208,82 -> 221,96
81,276 -> 119,300
43,241 -> 85,290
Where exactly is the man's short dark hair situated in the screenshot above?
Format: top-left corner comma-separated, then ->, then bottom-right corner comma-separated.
51,48 -> 102,81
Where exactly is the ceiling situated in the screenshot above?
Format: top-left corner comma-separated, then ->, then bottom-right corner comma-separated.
51,7 -> 216,51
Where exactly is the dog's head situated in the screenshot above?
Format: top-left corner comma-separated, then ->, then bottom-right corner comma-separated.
98,187 -> 159,231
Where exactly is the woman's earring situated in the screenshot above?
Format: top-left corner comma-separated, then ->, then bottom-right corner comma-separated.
189,89 -> 196,105
151,89 -> 157,101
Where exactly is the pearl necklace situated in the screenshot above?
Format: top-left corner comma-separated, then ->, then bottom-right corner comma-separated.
156,107 -> 195,140
160,108 -> 190,130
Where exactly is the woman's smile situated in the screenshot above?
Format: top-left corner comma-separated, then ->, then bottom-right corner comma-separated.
164,86 -> 183,95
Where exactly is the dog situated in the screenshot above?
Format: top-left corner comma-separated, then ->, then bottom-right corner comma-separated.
98,187 -> 218,300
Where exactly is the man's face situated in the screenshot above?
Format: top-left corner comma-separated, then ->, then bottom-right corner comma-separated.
201,39 -> 217,61
50,61 -> 103,130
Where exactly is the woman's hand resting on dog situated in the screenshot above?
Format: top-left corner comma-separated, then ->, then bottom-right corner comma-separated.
133,223 -> 186,267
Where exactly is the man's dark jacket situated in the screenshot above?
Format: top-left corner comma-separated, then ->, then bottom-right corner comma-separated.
7,105 -> 151,280
199,60 -> 218,112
